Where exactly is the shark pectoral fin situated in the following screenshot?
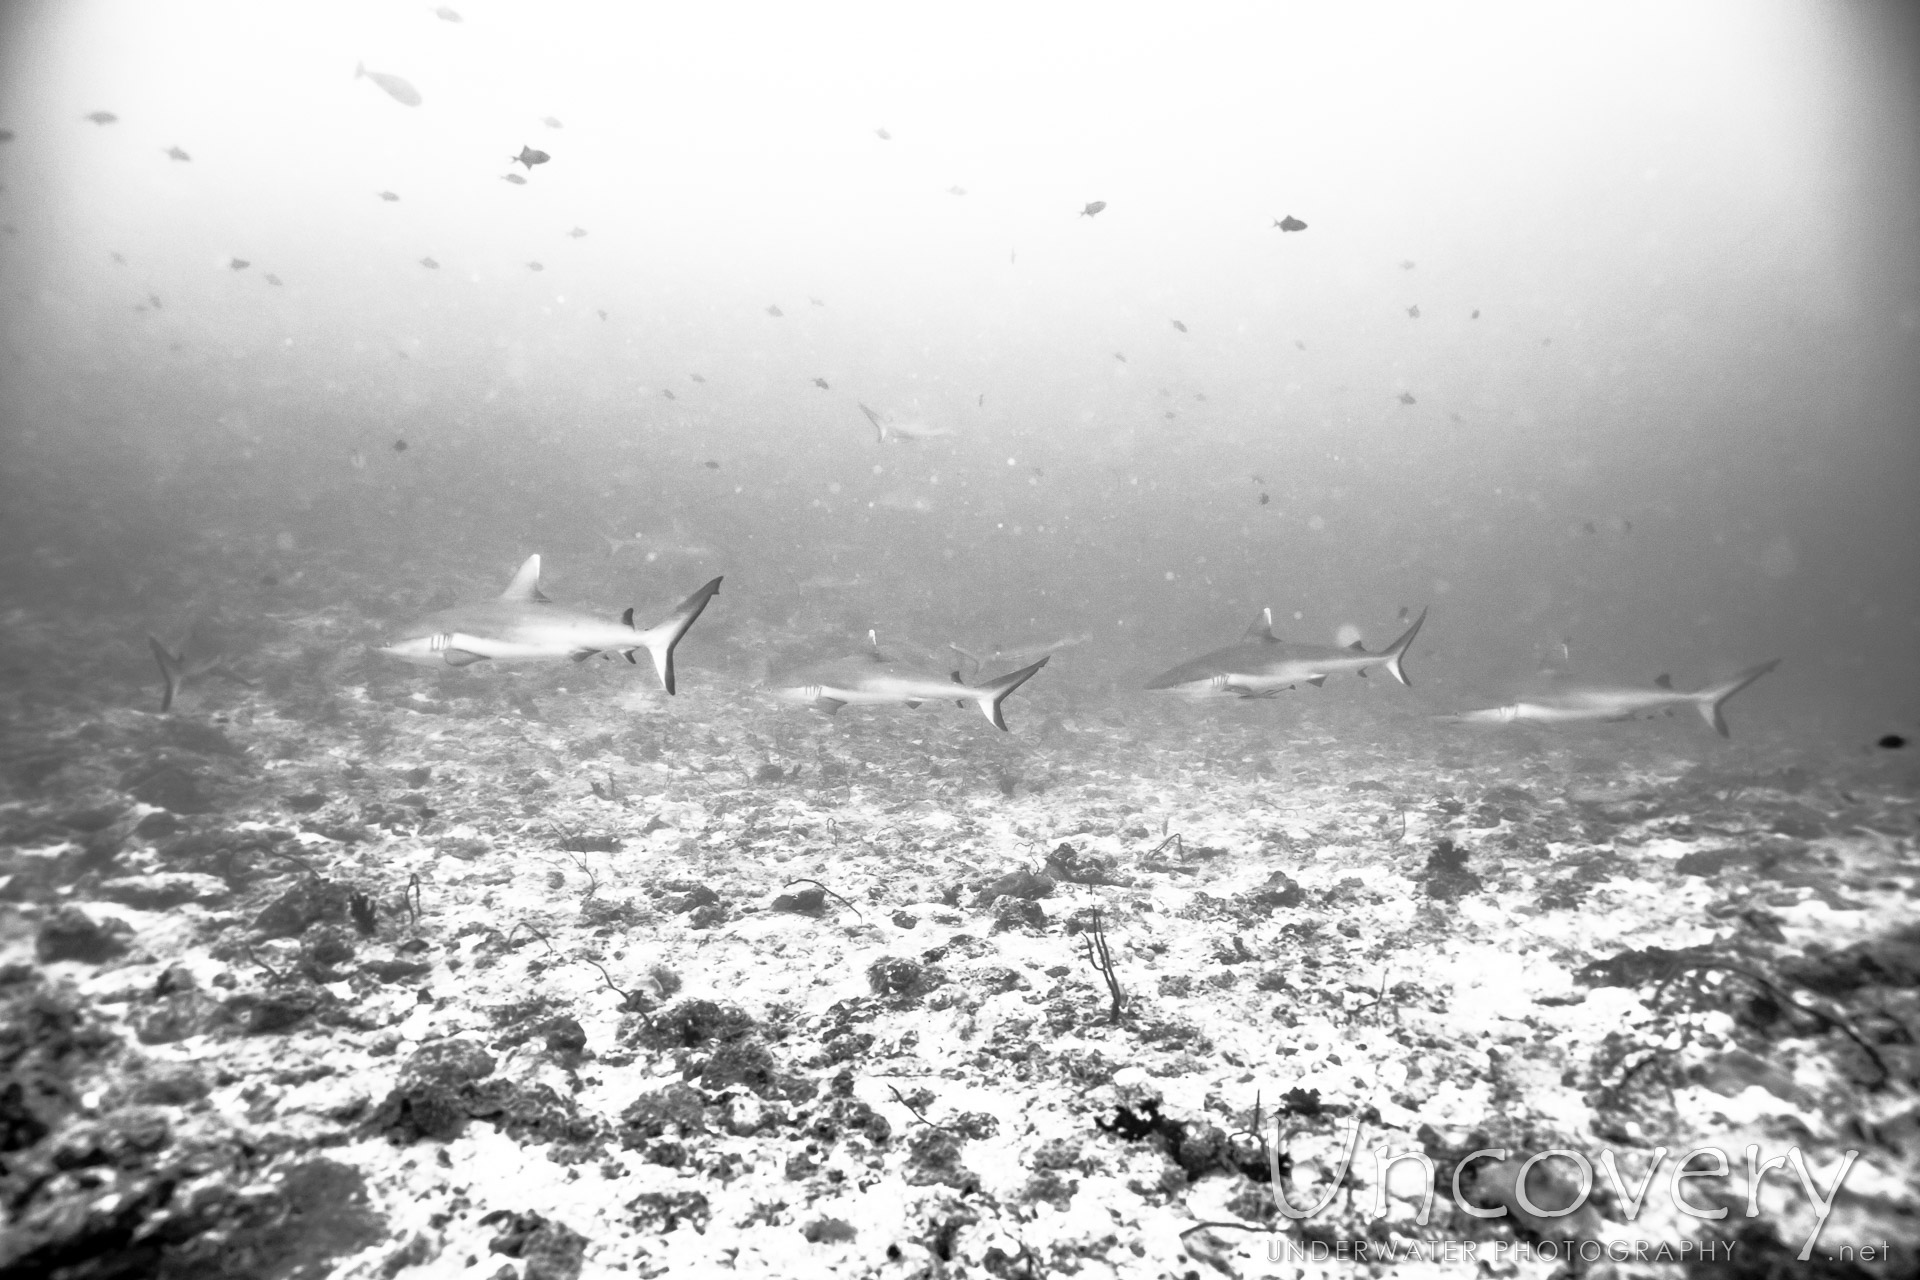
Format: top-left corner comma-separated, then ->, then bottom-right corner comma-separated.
443,649 -> 488,667
812,696 -> 845,716
623,651 -> 636,664
1307,675 -> 1327,687
147,635 -> 182,712
1347,640 -> 1367,652
905,700 -> 923,709
1356,669 -> 1368,678
570,649 -> 598,663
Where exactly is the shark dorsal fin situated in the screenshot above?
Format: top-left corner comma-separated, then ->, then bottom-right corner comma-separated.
1654,673 -> 1673,689
500,554 -> 550,603
1243,608 -> 1276,642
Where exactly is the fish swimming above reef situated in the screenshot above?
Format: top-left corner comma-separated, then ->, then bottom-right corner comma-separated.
1146,607 -> 1427,697
86,111 -> 118,125
768,634 -> 1049,731
377,554 -> 721,693
859,402 -> 955,443
147,621 -> 254,713
1273,214 -> 1307,231
1080,200 -> 1107,218
512,145 -> 549,168
355,62 -> 422,106
165,145 -> 190,161
1440,661 -> 1780,738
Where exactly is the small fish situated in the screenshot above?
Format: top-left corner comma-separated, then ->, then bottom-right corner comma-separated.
1471,309 -> 1481,319
977,393 -> 984,407
543,116 -> 563,129
229,257 -> 249,270
165,145 -> 190,161
1113,352 -> 1127,364
947,185 -> 967,196
1406,304 -> 1420,319
662,389 -> 676,400
528,261 -> 543,271
513,145 -> 550,168
264,273 -> 282,286
597,310 -> 607,320
809,296 -> 825,307
689,373 -> 705,382
1398,606 -> 1410,620
355,62 -> 422,107
110,251 -> 125,264
1164,411 -> 1176,421
1080,200 -> 1107,218
1258,493 -> 1269,505
1879,734 -> 1907,750
393,439 -> 409,452
434,5 -> 462,20
1274,214 -> 1307,232
1397,391 -> 1416,405
703,460 -> 720,469
875,127 -> 891,140
420,256 -> 439,269
1581,521 -> 1597,535
144,293 -> 162,309
566,226 -> 587,238
766,304 -> 784,317
503,173 -> 527,185
86,111 -> 118,125
1400,259 -> 1416,270
1170,319 -> 1187,333
1294,339 -> 1306,351
377,190 -> 400,201
813,377 -> 830,390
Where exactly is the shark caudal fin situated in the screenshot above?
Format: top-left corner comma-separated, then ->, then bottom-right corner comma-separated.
1694,658 -> 1780,737
858,403 -> 886,443
967,656 -> 1049,731
628,577 -> 723,694
1379,607 -> 1427,686
147,636 -> 182,712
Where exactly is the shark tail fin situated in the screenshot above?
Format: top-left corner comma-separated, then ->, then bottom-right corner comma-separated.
631,577 -> 723,694
968,656 -> 1050,731
1695,658 -> 1780,737
147,635 -> 182,712
1380,607 -> 1427,686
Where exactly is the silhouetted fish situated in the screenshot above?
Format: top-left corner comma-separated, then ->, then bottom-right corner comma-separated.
264,273 -> 282,286
528,261 -> 543,271
355,62 -> 422,106
689,373 -> 705,382
875,127 -> 891,140
1080,200 -> 1106,218
1397,391 -> 1416,405
86,111 -> 117,125
110,251 -> 125,264
597,310 -> 607,320
813,377 -> 830,390
947,185 -> 966,196
377,190 -> 400,201
420,256 -> 439,269
229,258 -> 249,270
1471,309 -> 1481,319
766,304 -> 784,317
1407,304 -> 1420,319
502,173 -> 526,185
1113,352 -> 1127,363
165,145 -> 190,161
703,460 -> 720,469
434,5 -> 462,20
1274,214 -> 1306,231
393,439 -> 408,452
566,226 -> 587,238
0,130 -> 13,143
1400,259 -> 1416,270
513,145 -> 549,168
662,389 -> 676,400
1170,319 -> 1187,333
809,296 -> 824,307
543,116 -> 563,129
148,293 -> 162,308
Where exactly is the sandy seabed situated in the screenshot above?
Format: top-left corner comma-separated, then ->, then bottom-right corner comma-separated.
2,607 -> 1916,1280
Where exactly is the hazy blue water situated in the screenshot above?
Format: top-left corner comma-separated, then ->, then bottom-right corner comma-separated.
1,2 -> 1915,745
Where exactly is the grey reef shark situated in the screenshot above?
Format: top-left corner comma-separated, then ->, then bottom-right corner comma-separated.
1441,659 -> 1780,738
147,620 -> 255,712
1145,607 -> 1427,697
378,554 -> 721,693
858,402 -> 956,444
768,632 -> 1049,731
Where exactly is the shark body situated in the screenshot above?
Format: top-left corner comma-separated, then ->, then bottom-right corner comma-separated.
1146,608 -> 1426,697
378,554 -> 721,693
1445,660 -> 1779,737
769,635 -> 1048,730
859,402 -> 955,443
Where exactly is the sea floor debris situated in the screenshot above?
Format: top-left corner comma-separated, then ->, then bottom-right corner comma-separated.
1,610 -> 1916,1278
